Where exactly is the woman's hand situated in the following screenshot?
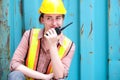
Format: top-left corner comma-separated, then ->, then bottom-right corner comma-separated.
44,28 -> 58,49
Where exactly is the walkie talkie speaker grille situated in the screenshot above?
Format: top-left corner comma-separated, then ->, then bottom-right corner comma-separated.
55,27 -> 61,35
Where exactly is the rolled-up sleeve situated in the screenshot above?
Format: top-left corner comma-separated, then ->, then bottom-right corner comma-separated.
10,30 -> 30,71
61,43 -> 75,76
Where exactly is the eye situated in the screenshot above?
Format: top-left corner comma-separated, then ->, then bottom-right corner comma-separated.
56,17 -> 62,20
47,17 -> 51,20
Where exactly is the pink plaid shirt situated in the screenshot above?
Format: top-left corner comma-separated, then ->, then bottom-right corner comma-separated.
10,29 -> 75,75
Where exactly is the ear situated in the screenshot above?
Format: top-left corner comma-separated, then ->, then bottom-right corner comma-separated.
40,17 -> 44,24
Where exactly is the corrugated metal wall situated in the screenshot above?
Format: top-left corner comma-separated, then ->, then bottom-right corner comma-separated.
108,0 -> 120,80
0,0 -> 120,80
80,0 -> 108,80
0,0 -> 10,80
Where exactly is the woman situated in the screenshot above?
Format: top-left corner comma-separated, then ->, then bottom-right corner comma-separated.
8,0 -> 75,80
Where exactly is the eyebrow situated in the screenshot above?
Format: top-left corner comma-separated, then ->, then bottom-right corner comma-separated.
46,16 -> 52,18
45,15 -> 62,18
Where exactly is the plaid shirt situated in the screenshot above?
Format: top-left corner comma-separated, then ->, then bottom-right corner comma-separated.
10,29 -> 75,77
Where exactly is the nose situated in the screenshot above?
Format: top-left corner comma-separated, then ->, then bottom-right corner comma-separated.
52,19 -> 57,28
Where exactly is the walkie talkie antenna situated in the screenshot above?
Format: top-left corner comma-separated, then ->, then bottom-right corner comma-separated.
60,22 -> 73,31
46,22 -> 73,36
55,22 -> 73,35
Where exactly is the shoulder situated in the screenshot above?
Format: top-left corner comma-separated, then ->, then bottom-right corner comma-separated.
63,36 -> 75,44
23,28 -> 41,36
23,29 -> 31,37
63,35 -> 75,48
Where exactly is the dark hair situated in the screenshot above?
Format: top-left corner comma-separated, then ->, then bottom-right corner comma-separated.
39,13 -> 44,23
39,13 -> 65,23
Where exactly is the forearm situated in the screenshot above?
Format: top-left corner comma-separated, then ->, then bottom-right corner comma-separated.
49,46 -> 64,79
16,65 -> 53,79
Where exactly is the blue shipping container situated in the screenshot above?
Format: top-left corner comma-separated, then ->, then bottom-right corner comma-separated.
0,0 -> 120,80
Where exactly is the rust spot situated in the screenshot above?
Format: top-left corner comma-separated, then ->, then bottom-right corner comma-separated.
0,66 -> 3,80
108,0 -> 110,10
22,28 -> 25,35
88,21 -> 93,37
119,0 -> 120,6
69,13 -> 74,17
110,46 -> 112,50
89,4 -> 93,8
89,52 -> 93,54
89,4 -> 93,13
80,55 -> 82,61
0,0 -> 2,3
6,35 -> 10,54
20,0 -> 23,16
5,8 -> 8,16
80,24 -> 84,36
0,0 -> 2,18
118,59 -> 120,61
0,20 -> 2,24
108,0 -> 110,18
108,59 -> 111,63
119,30 -> 120,37
109,46 -> 113,54
15,0 -> 16,14
119,48 -> 120,53
29,18 -> 32,26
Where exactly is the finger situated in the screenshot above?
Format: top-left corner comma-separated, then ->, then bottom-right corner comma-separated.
45,32 -> 49,36
51,28 -> 58,37
44,32 -> 50,38
45,30 -> 51,36
46,33 -> 48,36
45,29 -> 53,36
48,29 -> 53,35
51,28 -> 56,34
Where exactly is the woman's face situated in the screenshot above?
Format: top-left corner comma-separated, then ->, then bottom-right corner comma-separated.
41,14 -> 64,32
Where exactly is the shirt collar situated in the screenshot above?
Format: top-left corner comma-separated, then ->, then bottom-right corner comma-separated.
38,28 -> 65,46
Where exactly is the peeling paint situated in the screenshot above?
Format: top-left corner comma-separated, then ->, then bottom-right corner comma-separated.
5,7 -> 8,17
0,28 -> 10,79
88,21 -> 93,37
118,59 -> 120,61
0,0 -> 10,79
69,13 -> 74,17
110,46 -> 112,51
109,46 -> 113,54
0,0 -> 2,18
108,0 -> 110,20
0,63 -> 3,80
80,24 -> 84,36
6,35 -> 10,53
0,0 -> 2,5
119,30 -> 120,38
14,0 -> 16,15
89,51 -> 93,54
19,0 -> 23,16
89,4 -> 93,8
0,22 -> 10,80
108,59 -> 111,63
80,55 -> 82,61
119,0 -> 120,6
29,18 -> 32,26
119,48 -> 120,53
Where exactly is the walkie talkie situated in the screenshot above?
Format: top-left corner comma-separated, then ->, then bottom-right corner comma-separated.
55,22 -> 73,35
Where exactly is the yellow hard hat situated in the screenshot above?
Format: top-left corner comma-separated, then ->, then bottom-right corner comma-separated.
39,0 -> 66,14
